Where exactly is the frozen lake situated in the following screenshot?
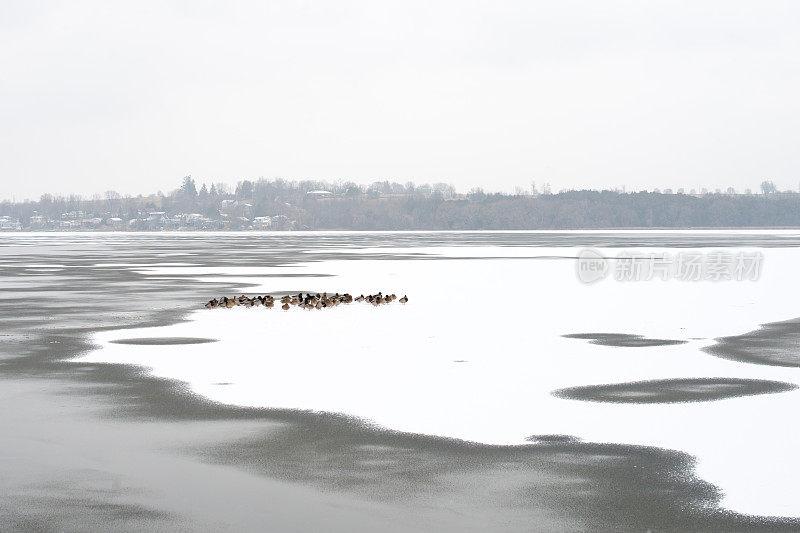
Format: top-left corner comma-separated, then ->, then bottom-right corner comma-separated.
65,231 -> 800,519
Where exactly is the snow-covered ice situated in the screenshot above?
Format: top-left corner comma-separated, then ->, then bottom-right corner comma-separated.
79,244 -> 800,518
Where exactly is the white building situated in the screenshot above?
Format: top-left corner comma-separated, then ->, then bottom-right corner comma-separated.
252,216 -> 273,229
0,216 -> 21,230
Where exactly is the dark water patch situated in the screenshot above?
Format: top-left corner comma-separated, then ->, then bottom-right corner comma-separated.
209,409 -> 800,532
110,337 -> 218,345
704,318 -> 800,367
2,495 -> 173,532
564,332 -> 687,347
554,377 -> 797,404
525,434 -> 582,443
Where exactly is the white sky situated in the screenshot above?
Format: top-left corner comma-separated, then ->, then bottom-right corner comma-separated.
1,1 -> 799,200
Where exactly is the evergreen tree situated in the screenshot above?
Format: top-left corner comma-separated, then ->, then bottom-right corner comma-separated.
180,176 -> 198,197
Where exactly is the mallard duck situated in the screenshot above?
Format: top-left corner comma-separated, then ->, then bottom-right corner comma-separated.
207,291 -> 406,310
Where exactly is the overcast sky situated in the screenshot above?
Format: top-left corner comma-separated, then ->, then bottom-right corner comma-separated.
1,1 -> 799,200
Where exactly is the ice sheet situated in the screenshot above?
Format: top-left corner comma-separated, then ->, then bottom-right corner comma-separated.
79,245 -> 800,517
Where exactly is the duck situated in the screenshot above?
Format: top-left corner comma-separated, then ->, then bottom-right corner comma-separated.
207,291 -> 408,310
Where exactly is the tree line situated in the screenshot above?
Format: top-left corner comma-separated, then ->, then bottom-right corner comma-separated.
3,177 -> 800,230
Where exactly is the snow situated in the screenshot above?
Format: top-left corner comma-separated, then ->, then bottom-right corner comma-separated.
78,244 -> 800,518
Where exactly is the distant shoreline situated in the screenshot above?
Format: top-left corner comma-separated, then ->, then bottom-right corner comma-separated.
6,226 -> 800,233
6,184 -> 800,231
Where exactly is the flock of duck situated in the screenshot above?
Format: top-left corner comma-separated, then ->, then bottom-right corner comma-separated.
204,292 -> 408,311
